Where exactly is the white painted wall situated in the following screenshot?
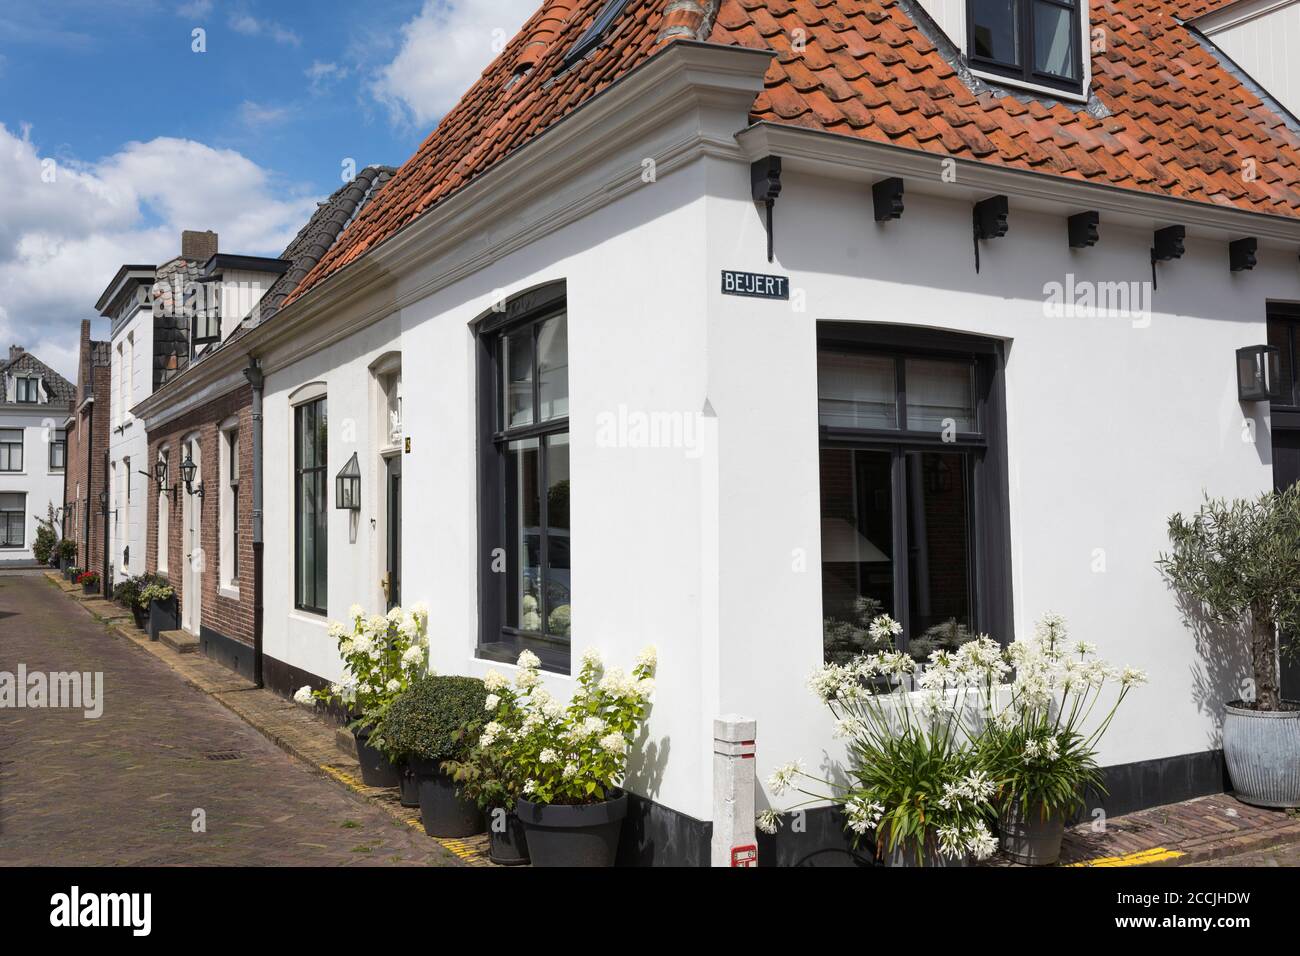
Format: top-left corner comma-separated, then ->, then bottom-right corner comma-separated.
110,303 -> 154,582
258,142 -> 1299,828
0,408 -> 68,563
1200,0 -> 1300,119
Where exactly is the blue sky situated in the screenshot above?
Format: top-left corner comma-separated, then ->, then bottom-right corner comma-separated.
0,0 -> 537,379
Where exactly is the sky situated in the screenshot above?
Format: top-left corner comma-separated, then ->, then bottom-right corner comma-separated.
0,0 -> 538,381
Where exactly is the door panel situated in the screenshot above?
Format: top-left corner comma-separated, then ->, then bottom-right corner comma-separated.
1274,430 -> 1300,700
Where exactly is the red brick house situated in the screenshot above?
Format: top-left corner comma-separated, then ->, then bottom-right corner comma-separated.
63,320 -> 112,590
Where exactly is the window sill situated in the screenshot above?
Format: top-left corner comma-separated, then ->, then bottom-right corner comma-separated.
968,68 -> 1089,104
219,585 -> 240,601
290,608 -> 328,626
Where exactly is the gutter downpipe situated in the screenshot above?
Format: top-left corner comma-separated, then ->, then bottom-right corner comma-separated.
102,448 -> 111,599
244,358 -> 265,689
83,382 -> 94,572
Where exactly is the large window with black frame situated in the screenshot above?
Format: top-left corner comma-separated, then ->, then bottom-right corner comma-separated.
477,284 -> 571,673
294,397 -> 328,614
0,429 -> 22,473
817,324 -> 1012,665
0,493 -> 25,548
968,0 -> 1085,94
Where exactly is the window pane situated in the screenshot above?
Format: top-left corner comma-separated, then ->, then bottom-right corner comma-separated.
905,452 -> 973,660
298,471 -> 318,606
504,328 -> 534,428
0,493 -> 22,510
1033,1 -> 1077,78
1269,319 -> 1295,406
818,352 -> 897,429
537,313 -> 569,422
906,359 -> 976,432
313,471 -> 328,607
820,448 -> 895,664
972,0 -> 1020,64
544,433 -> 571,640
504,438 -> 542,632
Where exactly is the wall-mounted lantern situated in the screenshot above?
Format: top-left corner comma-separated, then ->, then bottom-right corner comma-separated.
97,489 -> 109,514
153,458 -> 169,489
1237,345 -> 1281,403
336,453 -> 361,511
180,453 -> 203,499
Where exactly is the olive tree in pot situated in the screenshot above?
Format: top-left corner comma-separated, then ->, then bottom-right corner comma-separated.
374,674 -> 487,837
294,603 -> 430,789
977,614 -> 1147,865
483,646 -> 658,867
1159,488 -> 1300,808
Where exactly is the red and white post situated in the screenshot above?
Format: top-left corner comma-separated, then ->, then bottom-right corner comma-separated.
711,714 -> 758,867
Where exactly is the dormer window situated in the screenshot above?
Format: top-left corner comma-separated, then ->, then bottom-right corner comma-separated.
15,377 -> 38,403
562,0 -> 632,68
191,301 -> 220,358
968,0 -> 1085,95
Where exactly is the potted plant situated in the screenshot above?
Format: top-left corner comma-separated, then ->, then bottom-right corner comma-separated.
77,570 -> 100,595
1159,488 -> 1300,807
295,603 -> 429,788
141,581 -> 179,640
443,712 -> 533,865
373,674 -> 487,837
114,575 -> 152,629
59,540 -> 77,573
762,616 -> 1002,866
33,518 -> 57,567
482,646 -> 657,867
977,613 -> 1146,865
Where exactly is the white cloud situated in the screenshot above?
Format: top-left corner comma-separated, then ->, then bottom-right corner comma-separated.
305,60 -> 348,94
238,99 -> 294,127
176,0 -> 214,17
229,12 -> 300,46
0,123 -> 318,381
371,0 -> 537,127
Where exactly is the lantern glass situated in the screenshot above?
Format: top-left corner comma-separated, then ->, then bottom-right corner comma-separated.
180,455 -> 197,487
335,453 -> 361,511
154,458 -> 168,486
1237,345 -> 1280,403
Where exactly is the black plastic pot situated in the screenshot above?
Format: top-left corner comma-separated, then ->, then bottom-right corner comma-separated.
516,790 -> 627,867
488,807 -> 530,866
81,580 -> 98,595
410,757 -> 484,838
146,595 -> 179,641
353,728 -> 402,789
398,761 -> 421,808
130,604 -> 148,630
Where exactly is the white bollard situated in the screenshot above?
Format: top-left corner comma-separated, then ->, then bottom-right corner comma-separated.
711,714 -> 758,867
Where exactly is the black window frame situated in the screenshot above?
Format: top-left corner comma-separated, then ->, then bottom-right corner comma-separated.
294,397 -> 328,615
1268,306 -> 1300,412
0,429 -> 22,473
817,323 -> 1014,657
49,429 -> 66,473
967,0 -> 1086,96
0,493 -> 24,548
475,280 -> 572,674
15,377 -> 38,403
191,290 -> 221,359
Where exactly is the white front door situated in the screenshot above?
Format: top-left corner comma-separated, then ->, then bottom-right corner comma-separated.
182,439 -> 203,636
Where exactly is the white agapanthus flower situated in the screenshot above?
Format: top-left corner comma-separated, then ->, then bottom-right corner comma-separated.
844,797 -> 884,834
756,809 -> 781,835
1120,666 -> 1149,687
293,685 -> 314,706
768,760 -> 804,797
868,614 -> 903,644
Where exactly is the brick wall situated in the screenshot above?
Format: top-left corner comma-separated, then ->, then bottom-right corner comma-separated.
146,384 -> 255,646
64,323 -> 111,577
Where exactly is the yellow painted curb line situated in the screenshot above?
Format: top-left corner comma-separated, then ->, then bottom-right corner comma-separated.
1067,847 -> 1186,867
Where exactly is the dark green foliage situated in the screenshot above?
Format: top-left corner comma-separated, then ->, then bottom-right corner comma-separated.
373,674 -> 487,762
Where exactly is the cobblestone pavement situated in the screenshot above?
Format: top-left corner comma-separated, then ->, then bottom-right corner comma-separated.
0,574 -> 458,866
1193,841 -> 1300,866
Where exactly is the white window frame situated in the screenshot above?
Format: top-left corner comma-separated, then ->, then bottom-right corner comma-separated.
157,448 -> 170,575
219,419 -> 240,598
964,0 -> 1092,103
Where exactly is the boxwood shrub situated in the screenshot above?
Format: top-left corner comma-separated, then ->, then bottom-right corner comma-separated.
374,674 -> 487,762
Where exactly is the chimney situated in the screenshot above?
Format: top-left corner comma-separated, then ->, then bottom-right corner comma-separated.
9,345 -> 23,364
181,230 -> 219,263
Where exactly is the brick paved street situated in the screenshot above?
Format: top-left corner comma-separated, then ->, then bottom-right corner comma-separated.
0,573 -> 457,866
1195,842 -> 1300,866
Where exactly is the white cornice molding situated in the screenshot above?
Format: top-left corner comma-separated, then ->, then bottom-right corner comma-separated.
737,121 -> 1300,243
1191,0 -> 1298,34
135,41 -> 774,427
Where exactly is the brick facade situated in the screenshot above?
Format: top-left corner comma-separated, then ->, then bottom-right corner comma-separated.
146,384 -> 255,647
64,320 -> 111,579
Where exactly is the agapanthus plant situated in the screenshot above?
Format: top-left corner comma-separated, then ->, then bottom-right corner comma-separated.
479,646 -> 656,806
293,602 -> 430,731
977,613 -> 1147,822
762,615 -> 1005,864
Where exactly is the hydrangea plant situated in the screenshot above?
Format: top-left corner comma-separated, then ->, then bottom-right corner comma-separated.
479,646 -> 656,806
294,602 -> 429,731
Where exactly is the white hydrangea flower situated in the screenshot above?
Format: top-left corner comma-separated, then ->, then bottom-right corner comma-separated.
517,650 -> 541,670
580,647 -> 602,669
539,748 -> 559,764
580,716 -> 606,737
483,670 -> 509,692
385,678 -> 401,694
348,604 -> 365,622
563,762 -> 578,780
598,732 -> 626,755
401,644 -> 424,666
293,685 -> 314,706
484,693 -> 500,711
327,622 -> 346,641
523,780 -> 536,794
635,645 -> 658,670
480,721 -> 502,746
516,668 -> 542,691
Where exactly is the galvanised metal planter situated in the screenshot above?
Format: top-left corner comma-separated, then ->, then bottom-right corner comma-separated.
409,757 -> 484,837
516,790 -> 627,867
487,808 -> 530,866
1223,700 -> 1300,808
998,801 -> 1066,866
882,837 -> 970,868
146,596 -> 179,641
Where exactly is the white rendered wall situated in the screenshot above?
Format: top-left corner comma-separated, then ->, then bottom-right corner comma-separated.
1202,1 -> 1300,119
110,305 -> 154,581
0,408 -> 68,563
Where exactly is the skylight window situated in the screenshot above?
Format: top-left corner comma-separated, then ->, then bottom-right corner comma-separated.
562,0 -> 633,68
